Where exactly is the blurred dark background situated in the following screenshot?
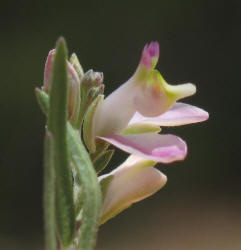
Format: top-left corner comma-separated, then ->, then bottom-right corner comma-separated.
0,0 -> 240,249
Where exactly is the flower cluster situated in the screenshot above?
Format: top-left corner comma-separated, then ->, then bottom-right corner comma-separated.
42,41 -> 208,224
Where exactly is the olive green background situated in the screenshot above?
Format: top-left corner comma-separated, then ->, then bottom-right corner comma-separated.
0,0 -> 240,249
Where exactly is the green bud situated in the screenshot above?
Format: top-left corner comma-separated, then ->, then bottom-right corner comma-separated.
75,70 -> 105,129
81,70 -> 104,92
69,53 -> 84,80
67,61 -> 80,124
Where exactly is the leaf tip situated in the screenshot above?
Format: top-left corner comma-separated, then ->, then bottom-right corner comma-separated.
56,36 -> 68,56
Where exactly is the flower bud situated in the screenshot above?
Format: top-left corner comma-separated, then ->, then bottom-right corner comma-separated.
66,61 -> 80,122
76,70 -> 105,129
69,53 -> 84,80
43,49 -> 55,93
81,69 -> 104,94
42,50 -> 80,123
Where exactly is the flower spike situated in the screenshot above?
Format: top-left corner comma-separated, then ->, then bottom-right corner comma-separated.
36,39 -> 209,249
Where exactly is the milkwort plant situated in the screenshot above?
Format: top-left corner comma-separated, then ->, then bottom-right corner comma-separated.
35,38 -> 209,250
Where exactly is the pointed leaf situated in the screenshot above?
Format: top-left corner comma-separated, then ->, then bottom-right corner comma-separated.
35,88 -> 49,116
47,37 -> 75,247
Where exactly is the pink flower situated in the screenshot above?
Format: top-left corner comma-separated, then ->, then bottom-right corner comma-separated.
99,155 -> 167,224
86,42 -> 209,163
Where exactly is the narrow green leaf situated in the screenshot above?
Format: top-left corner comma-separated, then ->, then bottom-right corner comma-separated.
48,37 -> 75,247
93,149 -> 114,174
35,88 -> 49,116
67,123 -> 102,250
43,132 -> 57,250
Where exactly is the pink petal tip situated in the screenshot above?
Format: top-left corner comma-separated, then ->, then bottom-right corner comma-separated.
141,41 -> 160,68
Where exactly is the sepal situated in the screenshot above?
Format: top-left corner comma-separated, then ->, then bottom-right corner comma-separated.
90,139 -> 110,161
83,95 -> 104,153
35,88 -> 49,116
93,149 -> 114,174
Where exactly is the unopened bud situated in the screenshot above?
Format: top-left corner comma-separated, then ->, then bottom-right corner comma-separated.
67,61 -> 80,122
81,70 -> 104,93
69,53 -> 84,80
43,49 -> 55,93
87,85 -> 104,100
42,50 -> 81,123
76,69 -> 105,129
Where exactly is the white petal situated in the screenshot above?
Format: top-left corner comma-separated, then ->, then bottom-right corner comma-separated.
98,133 -> 187,163
99,155 -> 167,224
129,102 -> 209,126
